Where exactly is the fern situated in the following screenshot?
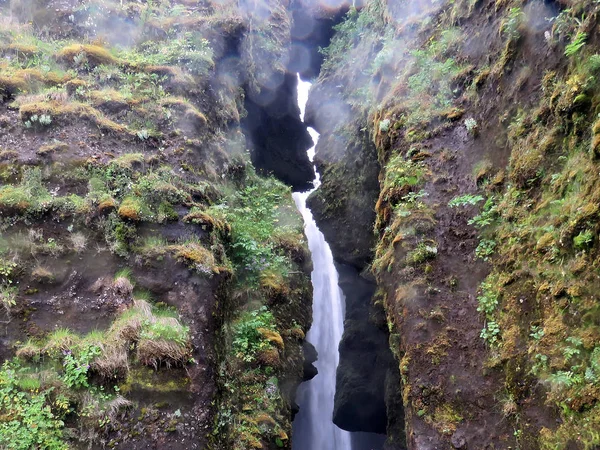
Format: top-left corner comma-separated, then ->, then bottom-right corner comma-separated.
565,32 -> 587,57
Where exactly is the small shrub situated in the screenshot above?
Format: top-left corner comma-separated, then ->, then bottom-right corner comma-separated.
477,274 -> 500,317
0,361 -> 68,450
57,44 -> 119,67
573,230 -> 593,250
480,320 -> 501,345
62,344 -> 101,388
0,285 -> 17,314
117,196 -> 145,221
379,118 -> 390,132
407,242 -> 438,265
232,307 -> 276,363
500,8 -> 524,40
171,241 -> 216,275
464,117 -> 478,136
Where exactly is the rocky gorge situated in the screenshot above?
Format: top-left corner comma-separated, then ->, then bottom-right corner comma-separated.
1,0 -> 600,448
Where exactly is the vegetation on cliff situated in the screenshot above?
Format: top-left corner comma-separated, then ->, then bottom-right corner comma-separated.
309,0 -> 600,447
0,0 -> 312,448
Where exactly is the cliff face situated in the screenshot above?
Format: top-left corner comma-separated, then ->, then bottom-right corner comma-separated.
0,0 -> 316,448
308,0 -> 600,448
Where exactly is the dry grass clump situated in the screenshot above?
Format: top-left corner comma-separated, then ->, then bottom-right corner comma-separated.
142,65 -> 194,91
109,300 -> 152,342
591,118 -> 600,157
65,78 -> 87,95
1,43 -> 38,56
170,241 -> 215,269
271,229 -> 308,263
259,269 -> 289,297
0,150 -> 19,161
42,328 -> 80,356
56,44 -> 119,67
87,89 -> 137,111
111,153 -> 144,170
160,97 -> 207,129
91,342 -> 129,380
0,74 -> 28,95
16,296 -> 190,383
110,299 -> 191,368
37,141 -> 69,156
97,196 -> 116,214
0,185 -> 31,214
137,335 -> 188,369
0,69 -> 71,96
31,265 -> 54,283
112,273 -> 134,297
69,232 -> 87,253
257,347 -> 280,367
182,209 -> 229,234
16,340 -> 42,360
19,100 -> 128,134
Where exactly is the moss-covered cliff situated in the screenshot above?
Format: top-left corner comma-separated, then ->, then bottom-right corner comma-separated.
0,0 -> 317,448
309,0 -> 600,448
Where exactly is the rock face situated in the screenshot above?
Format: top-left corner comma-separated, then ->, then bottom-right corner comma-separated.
307,0 -> 600,448
0,0 -> 315,449
242,72 -> 315,191
333,263 -> 395,435
289,0 -> 351,79
302,43 -> 403,446
305,80 -> 381,268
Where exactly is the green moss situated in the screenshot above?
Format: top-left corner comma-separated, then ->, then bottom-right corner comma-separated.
117,196 -> 146,221
56,44 -> 120,67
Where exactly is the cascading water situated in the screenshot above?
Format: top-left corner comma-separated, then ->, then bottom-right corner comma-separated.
292,75 -> 352,450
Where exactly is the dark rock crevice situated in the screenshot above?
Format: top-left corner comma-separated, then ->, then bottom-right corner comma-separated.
241,72 -> 315,191
333,263 -> 394,435
289,0 -> 351,80
302,59 -> 406,448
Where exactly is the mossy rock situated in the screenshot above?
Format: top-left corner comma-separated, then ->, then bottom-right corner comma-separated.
56,44 -> 120,67
118,196 -> 145,221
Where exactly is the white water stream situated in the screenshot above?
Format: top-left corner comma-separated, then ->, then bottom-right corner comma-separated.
292,75 -> 352,450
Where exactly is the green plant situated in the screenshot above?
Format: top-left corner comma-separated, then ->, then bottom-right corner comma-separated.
468,196 -> 497,228
24,113 -> 52,129
477,274 -> 500,317
0,285 -> 17,314
573,229 -> 593,249
480,320 -> 501,345
501,8 -> 524,40
379,119 -> 390,132
232,307 -> 276,363
62,344 -> 101,388
565,32 -> 587,57
0,361 -> 68,450
384,154 -> 425,189
448,194 -> 484,207
530,325 -> 545,341
407,242 -> 438,265
475,239 -> 496,260
464,117 -> 478,136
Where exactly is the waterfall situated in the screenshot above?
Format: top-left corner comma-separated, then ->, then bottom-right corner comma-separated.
292,75 -> 352,450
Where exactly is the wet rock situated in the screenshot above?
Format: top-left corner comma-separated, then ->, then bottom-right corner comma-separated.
333,263 -> 400,435
451,431 -> 467,449
302,340 -> 318,381
241,72 -> 315,191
